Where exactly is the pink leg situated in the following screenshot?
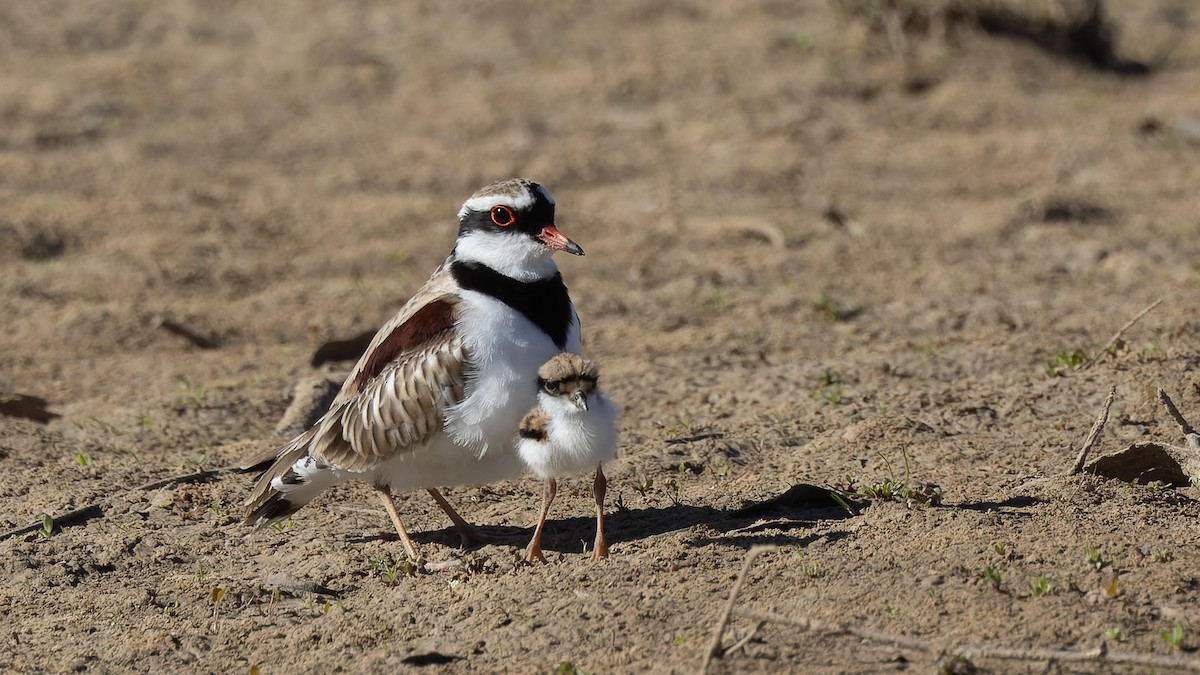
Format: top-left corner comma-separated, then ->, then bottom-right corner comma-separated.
523,479 -> 557,563
591,466 -> 610,561
377,486 -> 419,559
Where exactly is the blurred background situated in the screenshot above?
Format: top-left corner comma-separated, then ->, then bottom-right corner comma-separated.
2,1 -> 1199,672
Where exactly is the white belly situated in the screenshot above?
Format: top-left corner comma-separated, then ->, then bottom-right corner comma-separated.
375,290 -> 580,489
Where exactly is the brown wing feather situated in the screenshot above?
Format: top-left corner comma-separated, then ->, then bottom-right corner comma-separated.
243,265 -> 465,515
316,332 -> 467,471
334,258 -> 460,403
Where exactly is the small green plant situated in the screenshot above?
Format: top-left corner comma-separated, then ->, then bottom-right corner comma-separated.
833,449 -> 941,508
191,385 -> 207,406
1153,548 -> 1173,563
75,453 -> 93,467
981,564 -> 1003,590
379,557 -> 415,586
186,454 -> 208,471
92,417 -> 119,434
662,476 -> 684,507
553,662 -> 587,675
1029,575 -> 1052,597
802,562 -> 822,578
1085,545 -> 1113,570
210,500 -> 226,518
271,517 -> 293,533
884,605 -> 897,618
1161,622 -> 1185,651
834,476 -> 942,508
993,543 -> 1008,556
812,370 -> 845,403
196,561 -> 207,582
665,414 -> 694,438
161,601 -> 180,616
140,410 -> 153,429
674,634 -> 685,646
1105,627 -> 1126,642
632,474 -> 654,497
579,540 -> 590,558
812,293 -> 851,322
40,514 -> 55,538
1045,350 -> 1085,377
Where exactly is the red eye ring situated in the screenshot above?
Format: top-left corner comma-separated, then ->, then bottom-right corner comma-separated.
490,205 -> 515,227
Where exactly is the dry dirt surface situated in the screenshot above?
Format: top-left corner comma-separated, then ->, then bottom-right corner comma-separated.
2,1 -> 1200,673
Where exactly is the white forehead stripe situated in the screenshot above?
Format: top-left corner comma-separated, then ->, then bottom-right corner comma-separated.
458,190 -> 536,221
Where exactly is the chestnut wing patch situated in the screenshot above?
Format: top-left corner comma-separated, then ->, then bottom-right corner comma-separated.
353,299 -> 456,392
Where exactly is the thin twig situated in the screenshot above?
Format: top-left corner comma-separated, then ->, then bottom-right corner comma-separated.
702,545 -> 774,673
724,621 -> 765,656
732,607 -> 929,652
1087,298 -> 1162,367
1157,388 -> 1200,453
666,431 -> 725,445
1069,386 -> 1116,475
731,607 -> 1200,671
1157,388 -> 1196,437
153,315 -> 223,350
0,466 -> 237,543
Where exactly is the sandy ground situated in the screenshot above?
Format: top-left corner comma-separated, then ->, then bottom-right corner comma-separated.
2,1 -> 1200,672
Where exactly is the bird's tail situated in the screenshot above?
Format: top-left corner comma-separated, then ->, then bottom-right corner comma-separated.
242,426 -> 339,528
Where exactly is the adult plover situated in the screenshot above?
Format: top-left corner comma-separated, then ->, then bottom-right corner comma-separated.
517,353 -> 619,562
244,179 -> 584,558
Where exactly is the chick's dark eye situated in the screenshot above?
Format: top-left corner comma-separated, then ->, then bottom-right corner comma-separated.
490,205 -> 515,227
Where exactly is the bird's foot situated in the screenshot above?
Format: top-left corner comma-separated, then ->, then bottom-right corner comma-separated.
523,542 -> 547,563
590,536 -> 609,562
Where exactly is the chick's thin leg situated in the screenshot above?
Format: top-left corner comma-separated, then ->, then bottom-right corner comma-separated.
524,479 -> 557,563
591,466 -> 610,561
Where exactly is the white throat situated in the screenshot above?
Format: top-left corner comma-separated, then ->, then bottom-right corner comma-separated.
454,230 -> 559,282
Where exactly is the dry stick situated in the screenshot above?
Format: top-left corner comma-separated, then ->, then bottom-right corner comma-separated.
1069,385 -> 1116,475
701,545 -> 774,674
708,539 -> 1200,672
665,431 -> 725,445
1086,298 -> 1163,367
1158,388 -> 1197,436
724,621 -> 765,657
1157,388 -> 1200,453
731,607 -> 1200,672
0,466 -> 238,543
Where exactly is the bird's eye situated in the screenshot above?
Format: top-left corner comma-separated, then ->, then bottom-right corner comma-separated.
490,205 -> 515,227
544,381 -> 560,395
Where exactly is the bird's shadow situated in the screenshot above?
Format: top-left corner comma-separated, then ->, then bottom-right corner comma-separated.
349,483 -> 860,555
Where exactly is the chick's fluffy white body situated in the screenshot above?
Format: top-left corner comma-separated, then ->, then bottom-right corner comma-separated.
518,389 -> 618,480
